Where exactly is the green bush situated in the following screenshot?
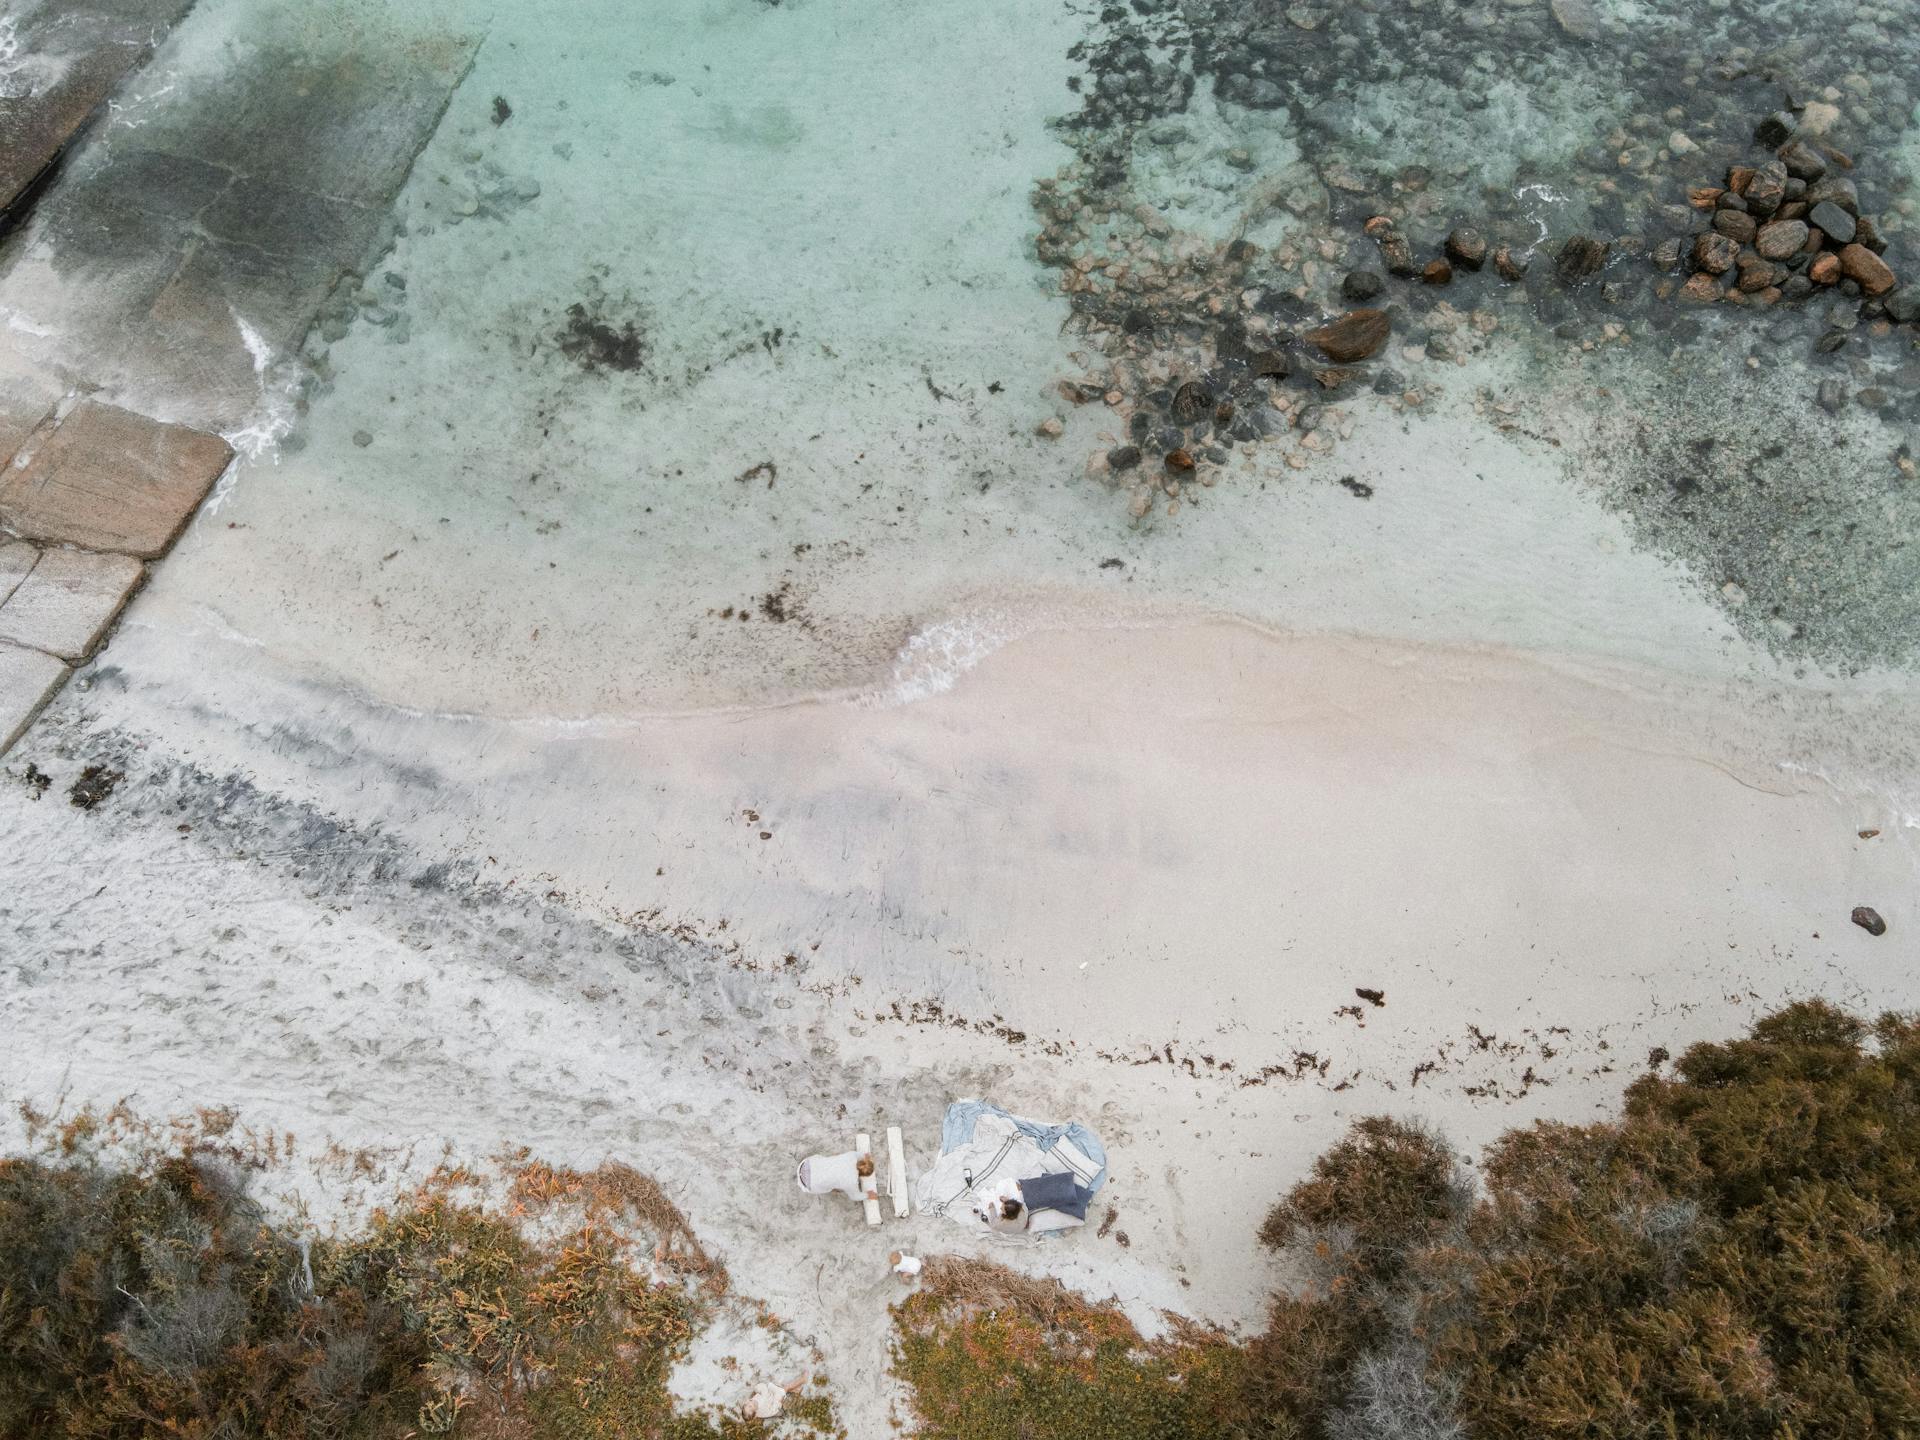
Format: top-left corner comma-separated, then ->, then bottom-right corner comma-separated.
890,1003 -> 1920,1440
0,1149 -> 833,1440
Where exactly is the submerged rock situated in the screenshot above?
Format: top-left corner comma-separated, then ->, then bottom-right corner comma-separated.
1555,234 -> 1610,284
1305,309 -> 1391,362
1493,246 -> 1530,281
1341,270 -> 1386,301
1444,227 -> 1488,271
1550,0 -> 1601,39
1754,111 -> 1796,147
1838,244 -> 1896,296
1809,201 -> 1856,245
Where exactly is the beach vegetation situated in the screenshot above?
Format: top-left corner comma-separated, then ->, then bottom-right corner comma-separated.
0,1147 -> 835,1439
890,1001 -> 1920,1440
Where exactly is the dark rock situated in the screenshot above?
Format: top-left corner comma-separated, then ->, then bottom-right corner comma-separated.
1809,201 -> 1856,245
1493,245 -> 1529,281
1444,227 -> 1488,270
1817,379 -> 1847,413
1754,111 -> 1796,146
1555,234 -> 1610,283
1854,214 -> 1886,253
1249,349 -> 1292,378
1712,209 -> 1757,244
1814,329 -> 1848,352
1858,387 -> 1889,409
1341,270 -> 1386,301
1805,176 -> 1859,215
1304,308 -> 1391,362
1718,192 -> 1748,215
1784,177 -> 1807,200
1107,444 -> 1142,471
1778,140 -> 1825,180
1171,381 -> 1213,423
1744,162 -> 1788,216
1781,274 -> 1814,301
1885,287 -> 1920,323
1755,220 -> 1809,260
1692,232 -> 1740,274
1851,905 -> 1887,936
1652,237 -> 1686,270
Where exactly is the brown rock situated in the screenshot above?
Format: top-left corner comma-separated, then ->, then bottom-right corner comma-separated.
1726,166 -> 1755,194
1422,259 -> 1454,285
1692,232 -> 1740,274
1851,905 -> 1887,936
1493,245 -> 1530,281
1678,272 -> 1723,303
1555,234 -> 1610,284
1838,243 -> 1896,296
1712,209 -> 1757,244
1775,200 -> 1810,222
1854,214 -> 1886,253
0,402 -> 232,559
1809,253 -> 1841,285
1304,309 -> 1391,362
1735,257 -> 1777,292
1688,185 -> 1724,210
1754,220 -> 1809,260
1164,448 -> 1195,472
1757,286 -> 1783,305
1363,215 -> 1396,238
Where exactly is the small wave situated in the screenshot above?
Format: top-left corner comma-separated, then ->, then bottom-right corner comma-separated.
867,613 -> 1022,707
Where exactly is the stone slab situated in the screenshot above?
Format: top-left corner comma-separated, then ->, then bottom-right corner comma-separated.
0,401 -> 232,557
0,545 -> 144,660
0,638 -> 68,755
0,539 -> 38,608
0,39 -> 144,215
0,396 -> 54,470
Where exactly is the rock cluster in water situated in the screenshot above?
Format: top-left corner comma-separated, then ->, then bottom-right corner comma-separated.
1657,112 -> 1906,312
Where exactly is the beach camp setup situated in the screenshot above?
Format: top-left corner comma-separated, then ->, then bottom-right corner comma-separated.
798,1100 -> 1108,1237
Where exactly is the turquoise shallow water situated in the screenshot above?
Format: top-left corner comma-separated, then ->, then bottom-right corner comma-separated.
9,0 -> 1920,704
253,0 -> 1920,696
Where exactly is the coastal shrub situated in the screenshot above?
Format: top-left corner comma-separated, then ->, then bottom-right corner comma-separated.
890,1257 -> 1264,1440
1427,1002 -> 1920,1439
0,1147 -> 831,1439
892,1002 -> 1920,1440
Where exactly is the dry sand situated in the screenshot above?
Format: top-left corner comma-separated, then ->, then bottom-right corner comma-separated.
5,616 -> 1915,1433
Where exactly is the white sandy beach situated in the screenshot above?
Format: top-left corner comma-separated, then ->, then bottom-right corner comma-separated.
6,615 -> 1915,1432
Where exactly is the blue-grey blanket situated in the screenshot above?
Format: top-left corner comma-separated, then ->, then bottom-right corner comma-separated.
938,1099 -> 1109,1193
